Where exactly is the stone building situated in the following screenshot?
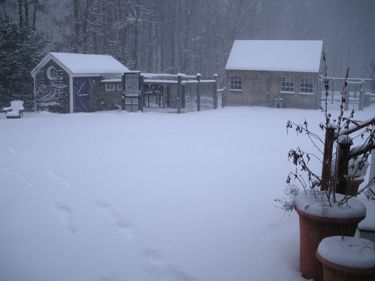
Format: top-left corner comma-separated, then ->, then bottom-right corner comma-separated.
225,40 -> 323,109
31,52 -> 129,113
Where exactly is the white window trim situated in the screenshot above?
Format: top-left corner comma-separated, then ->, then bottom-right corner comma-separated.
299,91 -> 314,96
280,90 -> 295,95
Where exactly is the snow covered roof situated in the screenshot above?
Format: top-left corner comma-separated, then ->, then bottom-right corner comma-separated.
32,52 -> 129,77
225,40 -> 323,73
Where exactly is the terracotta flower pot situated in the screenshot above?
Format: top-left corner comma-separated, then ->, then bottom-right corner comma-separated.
294,191 -> 366,281
344,177 -> 364,196
317,236 -> 375,281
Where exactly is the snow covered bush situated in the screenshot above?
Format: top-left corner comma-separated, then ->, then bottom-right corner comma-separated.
278,55 -> 375,211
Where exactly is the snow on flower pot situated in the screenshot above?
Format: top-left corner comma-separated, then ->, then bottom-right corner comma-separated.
294,191 -> 366,281
316,236 -> 375,281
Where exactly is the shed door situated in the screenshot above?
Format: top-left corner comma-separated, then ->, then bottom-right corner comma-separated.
73,77 -> 90,112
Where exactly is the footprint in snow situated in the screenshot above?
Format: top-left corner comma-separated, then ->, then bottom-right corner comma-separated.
143,248 -> 199,281
1,169 -> 34,187
54,202 -> 77,234
95,200 -> 134,239
47,170 -> 71,187
7,147 -> 27,159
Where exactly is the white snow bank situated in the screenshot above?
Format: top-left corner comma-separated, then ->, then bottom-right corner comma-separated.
317,236 -> 375,269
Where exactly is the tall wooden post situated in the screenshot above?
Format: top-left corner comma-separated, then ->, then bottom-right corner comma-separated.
177,74 -> 182,114
196,73 -> 201,111
321,126 -> 336,191
222,87 -> 226,108
336,135 -> 353,195
369,149 -> 375,196
344,83 -> 349,111
139,74 -> 144,112
182,84 -> 186,109
359,81 -> 365,111
213,74 -> 218,109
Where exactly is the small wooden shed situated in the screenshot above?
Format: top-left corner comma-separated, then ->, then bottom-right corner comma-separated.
31,52 -> 129,113
225,40 -> 323,109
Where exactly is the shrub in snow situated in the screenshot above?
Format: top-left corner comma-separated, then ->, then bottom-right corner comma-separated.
278,54 -> 375,210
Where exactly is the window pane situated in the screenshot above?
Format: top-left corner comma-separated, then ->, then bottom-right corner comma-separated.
230,76 -> 242,90
281,77 -> 295,93
300,78 -> 314,93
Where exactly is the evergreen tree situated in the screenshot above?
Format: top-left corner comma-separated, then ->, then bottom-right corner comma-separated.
0,16 -> 47,109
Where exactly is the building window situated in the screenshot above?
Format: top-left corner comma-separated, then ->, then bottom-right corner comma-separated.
281,77 -> 295,93
230,75 -> 242,90
116,83 -> 122,91
299,77 -> 314,94
105,83 -> 116,92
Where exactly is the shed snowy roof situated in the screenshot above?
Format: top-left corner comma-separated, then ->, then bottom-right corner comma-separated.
225,40 -> 323,73
32,52 -> 129,77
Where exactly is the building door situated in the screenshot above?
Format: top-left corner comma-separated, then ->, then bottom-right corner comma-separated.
73,77 -> 90,112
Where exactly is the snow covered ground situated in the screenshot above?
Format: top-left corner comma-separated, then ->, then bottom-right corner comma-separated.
0,105 -> 373,281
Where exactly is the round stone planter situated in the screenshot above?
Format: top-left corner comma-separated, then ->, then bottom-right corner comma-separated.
317,236 -> 375,281
294,191 -> 366,281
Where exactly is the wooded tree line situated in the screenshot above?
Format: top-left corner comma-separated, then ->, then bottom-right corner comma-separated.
56,0 -> 375,79
1,0 -> 375,107
58,0 -> 253,77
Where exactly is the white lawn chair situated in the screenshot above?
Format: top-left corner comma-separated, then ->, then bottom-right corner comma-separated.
3,100 -> 25,118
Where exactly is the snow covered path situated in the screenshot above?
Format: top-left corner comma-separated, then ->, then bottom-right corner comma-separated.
0,106 -> 373,281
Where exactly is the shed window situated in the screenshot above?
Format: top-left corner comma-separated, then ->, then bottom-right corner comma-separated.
281,77 -> 295,93
230,75 -> 242,90
299,78 -> 314,94
105,83 -> 116,92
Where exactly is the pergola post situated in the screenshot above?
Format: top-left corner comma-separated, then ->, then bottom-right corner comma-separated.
359,82 -> 365,111
196,73 -> 201,111
177,74 -> 182,114
139,74 -> 144,112
213,74 -> 218,109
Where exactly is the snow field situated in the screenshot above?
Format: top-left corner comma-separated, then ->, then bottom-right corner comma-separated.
0,106 -> 373,281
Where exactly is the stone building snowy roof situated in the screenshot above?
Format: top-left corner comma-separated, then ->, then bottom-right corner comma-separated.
225,40 -> 323,73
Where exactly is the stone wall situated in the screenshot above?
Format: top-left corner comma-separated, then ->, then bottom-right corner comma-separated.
225,70 -> 321,109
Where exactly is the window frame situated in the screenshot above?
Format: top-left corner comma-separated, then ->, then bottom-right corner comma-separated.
104,83 -> 116,92
280,77 -> 295,94
299,77 -> 314,95
230,75 -> 242,91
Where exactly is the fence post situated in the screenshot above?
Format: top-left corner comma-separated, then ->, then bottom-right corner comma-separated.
321,126 -> 336,191
369,149 -> 375,197
139,74 -> 144,112
177,73 -> 182,114
222,87 -> 226,108
359,82 -> 365,111
213,73 -> 218,109
196,73 -> 201,111
335,135 -> 353,194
